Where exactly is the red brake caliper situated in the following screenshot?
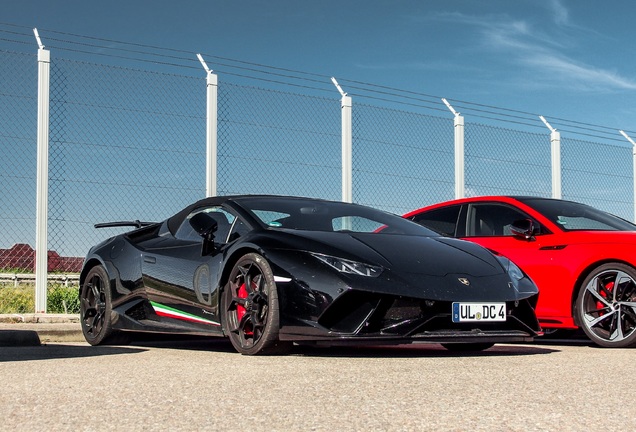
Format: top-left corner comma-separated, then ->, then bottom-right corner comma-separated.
236,281 -> 253,336
598,281 -> 614,314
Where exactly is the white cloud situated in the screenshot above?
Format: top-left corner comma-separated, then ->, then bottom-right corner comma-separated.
547,0 -> 570,26
386,5 -> 636,93
437,8 -> 636,92
522,55 -> 636,90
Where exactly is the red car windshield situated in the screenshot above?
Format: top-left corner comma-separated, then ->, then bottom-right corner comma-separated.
519,198 -> 636,232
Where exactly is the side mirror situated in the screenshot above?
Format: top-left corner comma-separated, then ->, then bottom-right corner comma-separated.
189,213 -> 218,255
509,219 -> 535,241
190,212 -> 218,239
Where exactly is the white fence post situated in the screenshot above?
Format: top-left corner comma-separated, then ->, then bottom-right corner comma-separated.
332,78 -> 352,203
34,29 -> 50,313
197,54 -> 218,198
619,130 -> 636,222
540,116 -> 562,199
442,99 -> 465,199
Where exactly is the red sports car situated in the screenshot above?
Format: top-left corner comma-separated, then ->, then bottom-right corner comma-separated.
404,196 -> 636,348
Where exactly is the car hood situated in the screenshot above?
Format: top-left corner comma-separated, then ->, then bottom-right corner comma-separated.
284,231 -> 505,277
261,230 -> 534,302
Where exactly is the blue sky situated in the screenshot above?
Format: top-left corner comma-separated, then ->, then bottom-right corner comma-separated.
3,0 -> 636,133
3,0 -> 636,257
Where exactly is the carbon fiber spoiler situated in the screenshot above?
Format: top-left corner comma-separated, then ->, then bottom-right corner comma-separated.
94,220 -> 156,229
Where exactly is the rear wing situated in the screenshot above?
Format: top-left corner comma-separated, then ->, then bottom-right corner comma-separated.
94,220 -> 156,229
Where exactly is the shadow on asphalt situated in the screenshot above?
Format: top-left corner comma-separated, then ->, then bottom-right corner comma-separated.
126,335 -> 569,358
127,334 -> 237,353
113,331 -> 567,357
293,332 -> 600,357
0,333 -> 598,362
290,343 -> 559,358
0,344 -> 147,363
100,332 -> 599,358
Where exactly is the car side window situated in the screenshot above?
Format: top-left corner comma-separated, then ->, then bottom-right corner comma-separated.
466,204 -> 538,237
228,217 -> 251,242
175,206 -> 237,243
410,205 -> 461,236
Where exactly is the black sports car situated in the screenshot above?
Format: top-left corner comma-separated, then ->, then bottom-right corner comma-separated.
80,195 -> 541,354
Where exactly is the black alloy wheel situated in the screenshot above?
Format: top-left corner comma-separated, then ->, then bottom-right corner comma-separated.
80,265 -> 115,345
222,253 -> 290,355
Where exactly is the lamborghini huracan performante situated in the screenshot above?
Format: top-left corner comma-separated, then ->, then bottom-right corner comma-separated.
80,195 -> 541,355
404,196 -> 636,348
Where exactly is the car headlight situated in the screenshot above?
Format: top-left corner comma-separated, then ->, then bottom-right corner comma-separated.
496,256 -> 524,281
311,253 -> 382,277
496,255 -> 539,296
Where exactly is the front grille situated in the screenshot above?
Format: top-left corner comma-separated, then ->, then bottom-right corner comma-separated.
319,290 -> 540,337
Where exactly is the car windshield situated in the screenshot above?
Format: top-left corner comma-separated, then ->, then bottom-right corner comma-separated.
519,198 -> 636,232
234,197 -> 437,236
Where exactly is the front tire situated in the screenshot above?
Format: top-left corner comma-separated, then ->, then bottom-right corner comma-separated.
576,263 -> 636,348
222,253 -> 291,355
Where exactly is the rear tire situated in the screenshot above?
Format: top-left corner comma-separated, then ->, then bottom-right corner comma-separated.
222,253 -> 291,355
80,265 -> 116,345
576,263 -> 636,348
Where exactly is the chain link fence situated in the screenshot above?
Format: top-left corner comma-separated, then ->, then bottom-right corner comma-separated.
0,50 -> 37,273
465,124 -> 552,198
1,45 -> 635,312
353,103 -> 454,214
218,84 -> 340,199
47,58 -> 206,262
562,137 -> 633,219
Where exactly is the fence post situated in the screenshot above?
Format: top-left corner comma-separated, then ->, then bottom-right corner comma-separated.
619,130 -> 636,222
442,99 -> 465,199
331,78 -> 352,203
540,116 -> 561,199
197,54 -> 218,198
34,29 -> 50,313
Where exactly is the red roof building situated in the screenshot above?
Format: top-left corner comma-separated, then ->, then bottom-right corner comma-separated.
0,244 -> 83,273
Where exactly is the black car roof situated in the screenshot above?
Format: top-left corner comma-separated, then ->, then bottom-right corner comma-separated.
166,194 -> 340,235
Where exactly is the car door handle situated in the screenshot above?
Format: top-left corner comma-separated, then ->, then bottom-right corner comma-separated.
143,255 -> 156,264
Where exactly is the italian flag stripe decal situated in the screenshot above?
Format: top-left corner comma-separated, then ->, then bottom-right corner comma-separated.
150,301 -> 220,326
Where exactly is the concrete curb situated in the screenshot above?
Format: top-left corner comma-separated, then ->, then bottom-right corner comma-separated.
0,313 -> 80,324
0,314 -> 84,345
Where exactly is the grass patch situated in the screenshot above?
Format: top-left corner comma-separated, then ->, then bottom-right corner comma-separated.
0,284 -> 80,314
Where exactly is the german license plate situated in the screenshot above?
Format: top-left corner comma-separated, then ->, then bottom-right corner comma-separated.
452,302 -> 506,322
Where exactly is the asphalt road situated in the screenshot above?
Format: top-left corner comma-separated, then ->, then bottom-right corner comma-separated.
1,337 -> 634,431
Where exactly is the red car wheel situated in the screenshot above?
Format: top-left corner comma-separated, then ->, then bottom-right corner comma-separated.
577,263 -> 636,348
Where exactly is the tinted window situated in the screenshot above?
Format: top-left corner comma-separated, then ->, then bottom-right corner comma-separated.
411,206 -> 461,236
228,218 -> 250,242
466,203 -> 543,237
332,216 -> 384,233
175,206 -> 237,243
234,197 -> 438,236
519,198 -> 636,232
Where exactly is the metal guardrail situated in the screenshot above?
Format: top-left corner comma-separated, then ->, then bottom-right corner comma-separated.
0,273 -> 80,287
